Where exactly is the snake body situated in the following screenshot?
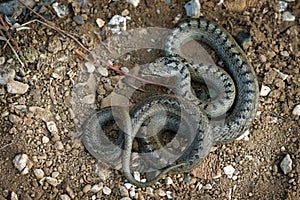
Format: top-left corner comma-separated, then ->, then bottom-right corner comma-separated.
81,18 -> 259,187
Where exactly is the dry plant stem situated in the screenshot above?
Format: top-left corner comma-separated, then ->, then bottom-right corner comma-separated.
0,29 -> 25,67
0,15 -> 19,51
18,0 -> 173,89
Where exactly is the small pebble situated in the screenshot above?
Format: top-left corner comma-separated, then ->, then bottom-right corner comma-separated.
203,184 -> 212,190
0,56 -> 5,65
260,85 -> 271,96
73,15 -> 84,25
46,121 -> 58,134
46,177 -> 58,187
120,186 -> 129,197
282,11 -> 295,21
83,184 -> 91,193
122,9 -> 130,16
127,0 -> 140,7
133,171 -> 141,181
166,191 -> 172,199
103,186 -> 111,195
278,1 -> 288,12
280,51 -> 289,57
224,165 -> 235,178
11,191 -> 18,200
157,189 -> 166,197
13,154 -> 33,175
292,105 -> 300,116
91,184 -> 103,193
55,141 -> 64,151
60,194 -> 71,200
184,0 -> 201,17
34,169 -> 45,179
42,136 -> 50,144
124,183 -> 133,190
280,154 -> 292,174
165,177 -> 173,185
52,2 -> 67,18
7,80 -> 29,94
96,18 -> 105,28
85,62 -> 95,73
120,198 -> 131,200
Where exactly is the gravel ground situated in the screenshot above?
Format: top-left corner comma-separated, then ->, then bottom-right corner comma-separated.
0,0 -> 300,199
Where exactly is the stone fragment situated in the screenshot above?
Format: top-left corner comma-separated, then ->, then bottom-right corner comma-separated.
280,154 -> 292,174
13,154 -> 33,175
292,105 -> 300,116
103,186 -> 111,195
46,177 -> 58,187
260,85 -> 271,96
224,165 -> 235,178
96,18 -> 105,28
34,169 -> 45,179
7,80 -> 29,94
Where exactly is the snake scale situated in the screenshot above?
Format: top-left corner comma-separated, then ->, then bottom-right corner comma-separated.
81,18 -> 259,187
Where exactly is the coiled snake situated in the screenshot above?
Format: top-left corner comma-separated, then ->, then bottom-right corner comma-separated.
81,18 -> 259,187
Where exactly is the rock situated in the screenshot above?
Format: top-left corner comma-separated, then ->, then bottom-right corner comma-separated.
52,171 -> 59,178
73,15 -> 84,25
280,51 -> 289,57
282,11 -> 295,21
0,56 -> 5,65
157,189 -> 166,197
8,114 -> 22,124
60,194 -> 71,200
224,165 -> 235,178
278,1 -> 288,12
34,169 -> 45,179
108,15 -> 130,34
46,121 -> 58,134
11,191 -> 18,200
120,186 -> 129,197
91,184 -> 103,193
129,190 -> 135,198
42,136 -> 50,144
121,9 -> 130,16
236,130 -> 250,141
13,154 -> 33,175
85,62 -> 95,73
124,183 -> 133,190
103,186 -> 111,195
52,2 -> 67,18
0,69 -> 15,85
120,198 -> 131,200
146,187 -> 154,196
166,191 -> 172,199
133,171 -> 140,181
55,141 -> 64,151
280,154 -> 292,175
82,94 -> 95,104
127,0 -> 140,7
46,177 -> 58,187
66,185 -> 76,199
260,85 -> 271,96
203,183 -> 212,190
83,184 -> 91,193
292,105 -> 300,116
7,80 -> 29,94
96,18 -> 105,28
184,0 -> 201,18
165,176 -> 173,185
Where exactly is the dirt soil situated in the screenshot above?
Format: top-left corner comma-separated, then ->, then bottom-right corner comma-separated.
0,0 -> 300,199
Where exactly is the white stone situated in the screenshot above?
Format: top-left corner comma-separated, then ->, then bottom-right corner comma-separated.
133,171 -> 140,181
157,189 -> 166,196
11,191 -> 18,200
165,176 -> 173,185
166,191 -> 173,199
108,15 -> 130,34
7,80 -> 29,94
260,85 -> 271,96
280,154 -> 292,174
13,154 -> 33,175
282,11 -> 295,21
85,62 -> 95,73
120,186 -> 129,197
203,184 -> 212,190
124,183 -> 133,190
60,194 -> 70,200
91,184 -> 103,193
224,165 -> 235,178
96,18 -> 105,28
34,169 -> 45,179
46,177 -> 58,187
236,130 -> 250,141
292,105 -> 300,116
103,186 -> 111,195
46,121 -> 58,133
184,0 -> 201,17
278,1 -> 288,12
42,136 -> 50,144
127,0 -> 140,7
